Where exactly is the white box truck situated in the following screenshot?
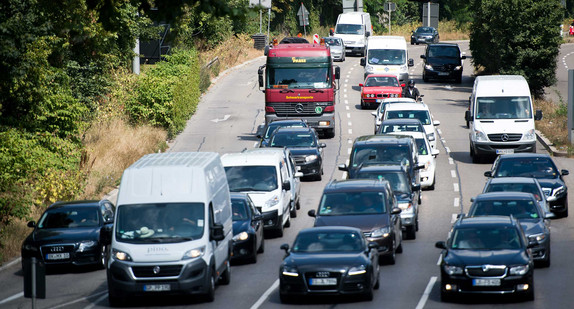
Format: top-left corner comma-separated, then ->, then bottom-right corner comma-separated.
465,75 -> 543,163
107,152 -> 232,305
361,35 -> 414,82
335,12 -> 372,56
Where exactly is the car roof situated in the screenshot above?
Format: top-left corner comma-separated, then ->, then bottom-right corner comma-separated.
498,153 -> 551,160
324,179 -> 392,193
455,216 -> 517,228
357,165 -> 407,173
388,131 -> 426,139
416,26 -> 435,31
49,200 -> 104,210
487,177 -> 538,184
230,192 -> 250,200
427,43 -> 459,48
273,127 -> 315,134
354,134 -> 414,145
298,226 -> 362,235
380,118 -> 423,125
385,103 -> 430,111
475,191 -> 537,200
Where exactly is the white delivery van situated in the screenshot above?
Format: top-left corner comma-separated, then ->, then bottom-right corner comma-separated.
335,12 -> 372,56
466,75 -> 543,163
221,151 -> 292,237
107,152 -> 232,305
361,36 -> 414,82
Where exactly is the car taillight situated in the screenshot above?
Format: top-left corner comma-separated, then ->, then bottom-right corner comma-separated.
324,106 -> 334,112
265,106 -> 275,112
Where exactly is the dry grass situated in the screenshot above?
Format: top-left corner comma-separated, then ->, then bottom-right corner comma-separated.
385,20 -> 470,42
0,207 -> 44,262
200,33 -> 264,76
534,99 -> 572,154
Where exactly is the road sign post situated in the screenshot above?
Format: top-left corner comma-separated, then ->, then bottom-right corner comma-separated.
24,257 -> 46,308
297,3 -> 310,36
384,3 -> 396,35
568,70 -> 574,145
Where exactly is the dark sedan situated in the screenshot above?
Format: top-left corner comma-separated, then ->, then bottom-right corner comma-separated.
231,193 -> 264,263
435,216 -> 535,302
279,226 -> 380,302
256,119 -> 308,147
485,153 -> 569,217
267,127 -> 326,180
410,26 -> 439,45
308,179 -> 402,264
21,200 -> 115,269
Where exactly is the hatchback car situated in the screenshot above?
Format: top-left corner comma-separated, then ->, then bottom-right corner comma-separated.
421,43 -> 466,83
410,27 -> 439,45
435,216 -> 535,302
22,200 -> 115,269
388,131 -> 439,190
308,179 -> 403,264
268,127 -> 326,180
279,226 -> 380,302
484,153 -> 569,217
370,98 -> 418,134
257,119 -> 308,147
467,192 -> 552,267
382,102 -> 441,149
324,37 -> 345,62
359,74 -> 403,109
482,177 -> 552,217
231,193 -> 264,263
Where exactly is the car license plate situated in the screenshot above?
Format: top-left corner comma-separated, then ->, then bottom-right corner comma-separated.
438,72 -> 449,76
472,279 -> 501,286
496,149 -> 514,154
144,284 -> 171,292
309,278 -> 337,286
46,253 -> 70,260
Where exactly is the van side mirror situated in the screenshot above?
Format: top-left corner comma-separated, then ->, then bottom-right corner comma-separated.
420,55 -> 426,59
282,181 -> 291,191
280,243 -> 290,254
465,110 -> 472,122
561,169 -> 569,176
210,223 -> 225,241
308,209 -> 316,217
535,110 -> 543,120
335,66 -> 341,80
432,148 -> 440,157
360,58 -> 366,66
320,143 -> 327,148
412,183 -> 421,191
258,65 -> 265,88
408,58 -> 414,67
461,55 -> 467,60
391,207 -> 402,215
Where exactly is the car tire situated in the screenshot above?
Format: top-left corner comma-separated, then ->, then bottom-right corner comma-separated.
470,146 -> 481,163
108,293 -> 125,307
257,236 -> 265,253
538,247 -> 550,268
405,225 -> 416,240
440,290 -> 454,303
99,244 -> 109,269
423,74 -> 429,83
363,286 -> 374,301
455,75 -> 462,84
204,268 -> 216,302
524,282 -> 535,301
296,200 -> 301,210
429,177 -> 436,190
219,261 -> 231,285
284,215 -> 291,228
396,241 -> 403,254
290,203 -> 297,218
361,100 -> 366,109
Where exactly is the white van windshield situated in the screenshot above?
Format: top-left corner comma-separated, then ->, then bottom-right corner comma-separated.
225,166 -> 278,192
476,97 -> 532,119
336,24 -> 364,35
116,203 -> 204,243
368,49 -> 406,65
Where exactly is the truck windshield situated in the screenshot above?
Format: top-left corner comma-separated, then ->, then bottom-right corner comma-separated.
268,67 -> 330,89
476,97 -> 532,119
335,24 -> 364,35
368,49 -> 406,65
116,203 -> 204,243
224,166 -> 278,192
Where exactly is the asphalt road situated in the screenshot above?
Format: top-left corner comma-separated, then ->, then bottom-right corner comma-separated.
1,41 -> 574,309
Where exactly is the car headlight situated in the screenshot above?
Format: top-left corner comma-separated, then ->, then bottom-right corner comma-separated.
348,265 -> 367,276
23,244 -> 39,252
425,64 -> 433,70
398,202 -> 413,213
454,66 -> 462,70
112,249 -> 133,261
77,240 -> 97,252
366,65 -> 374,73
428,132 -> 435,141
528,233 -> 546,243
305,155 -> 318,163
390,93 -> 399,98
281,265 -> 299,277
371,226 -> 391,238
474,129 -> 488,142
523,129 -> 536,141
233,231 -> 249,242
443,265 -> 463,275
509,265 -> 530,276
553,186 -> 565,197
400,65 -> 407,72
265,195 -> 280,208
183,246 -> 205,260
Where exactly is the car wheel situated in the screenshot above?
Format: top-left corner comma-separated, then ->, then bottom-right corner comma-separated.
249,241 -> 258,264
284,214 -> 291,228
373,272 -> 380,289
423,73 -> 429,83
257,236 -> 265,253
405,225 -> 416,240
290,203 -> 297,218
99,244 -> 109,269
429,176 -> 436,190
108,292 -> 125,307
204,268 -> 216,302
538,247 -> 550,268
363,285 -> 374,301
219,261 -> 231,285
455,75 -> 462,84
361,100 -> 366,109
396,241 -> 403,254
470,146 -> 481,163
524,282 -> 535,301
296,199 -> 301,210
466,120 -> 469,129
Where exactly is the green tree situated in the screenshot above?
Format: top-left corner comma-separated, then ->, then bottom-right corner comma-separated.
469,0 -> 563,96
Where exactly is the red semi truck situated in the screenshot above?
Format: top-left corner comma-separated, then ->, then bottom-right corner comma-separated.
258,39 -> 340,137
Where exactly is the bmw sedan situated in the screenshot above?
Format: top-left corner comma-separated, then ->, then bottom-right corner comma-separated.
279,226 -> 380,302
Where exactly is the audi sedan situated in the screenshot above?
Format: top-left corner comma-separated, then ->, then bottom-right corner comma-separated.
279,226 -> 380,303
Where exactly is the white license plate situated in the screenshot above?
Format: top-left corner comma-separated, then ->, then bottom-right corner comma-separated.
144,284 -> 171,292
496,149 -> 514,154
46,253 -> 70,260
309,278 -> 337,286
472,279 -> 501,286
438,72 -> 449,76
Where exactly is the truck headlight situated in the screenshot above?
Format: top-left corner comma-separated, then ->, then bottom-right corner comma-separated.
112,249 -> 133,261
371,226 -> 391,238
443,265 -> 463,275
523,129 -> 536,141
400,65 -> 407,72
366,65 -> 374,73
183,246 -> 205,260
509,265 -> 529,275
305,155 -> 318,163
474,129 -> 488,142
265,195 -> 280,207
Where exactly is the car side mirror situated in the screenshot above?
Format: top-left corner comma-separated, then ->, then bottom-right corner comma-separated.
359,83 -> 364,87
420,55 -> 426,59
433,120 -> 440,126
484,171 -> 493,177
408,58 -> 414,67
561,169 -> 569,176
412,184 -> 421,191
535,110 -> 543,120
470,197 -> 475,202
27,221 -> 36,228
253,214 -> 263,221
338,164 -> 348,171
368,242 -> 379,250
461,55 -> 467,60
294,171 -> 303,178
210,223 -> 225,241
308,209 -> 316,217
280,243 -> 290,254
391,207 -> 402,215
371,111 -> 377,117
360,58 -> 366,66
432,148 -> 440,157
435,241 -> 447,249
320,143 -> 327,148
465,110 -> 472,122
401,83 -> 406,88
282,181 -> 291,191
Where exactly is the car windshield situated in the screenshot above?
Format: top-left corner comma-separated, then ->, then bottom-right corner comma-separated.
415,138 -> 429,155
292,231 -> 365,253
495,157 -> 558,179
264,122 -> 305,139
470,199 -> 540,219
386,110 -> 431,125
324,38 -> 341,46
485,183 -> 543,201
225,166 -> 278,192
116,203 -> 204,243
267,67 -> 331,89
368,49 -> 406,65
379,123 -> 423,134
351,145 -> 412,168
335,24 -> 363,35
318,191 -> 387,215
428,46 -> 459,58
355,171 -> 411,195
451,227 -> 521,250
38,208 -> 100,228
476,97 -> 532,119
231,199 -> 249,221
415,27 -> 434,34
271,133 -> 317,147
365,76 -> 399,87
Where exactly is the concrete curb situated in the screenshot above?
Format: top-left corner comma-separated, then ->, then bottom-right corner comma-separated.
536,130 -> 569,157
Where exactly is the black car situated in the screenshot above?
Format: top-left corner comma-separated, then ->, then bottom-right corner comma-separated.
267,127 -> 326,180
421,43 -> 466,83
308,179 -> 402,264
467,192 -> 552,267
355,165 -> 420,240
231,193 -> 264,263
257,119 -> 308,147
279,226 -> 380,302
435,216 -> 535,302
21,200 -> 115,269
410,26 -> 439,45
485,153 -> 569,217
482,177 -> 552,217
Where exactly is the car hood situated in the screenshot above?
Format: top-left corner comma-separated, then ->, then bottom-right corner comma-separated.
426,57 -> 461,66
519,219 -> 545,237
363,86 -> 402,94
233,220 -> 250,235
31,227 -> 100,244
444,248 -> 529,266
284,252 -> 367,270
246,190 -> 280,208
536,178 -> 564,190
288,147 -> 320,157
314,214 -> 390,231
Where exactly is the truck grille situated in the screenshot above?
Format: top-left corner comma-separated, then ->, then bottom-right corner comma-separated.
488,133 -> 522,142
269,102 -> 325,117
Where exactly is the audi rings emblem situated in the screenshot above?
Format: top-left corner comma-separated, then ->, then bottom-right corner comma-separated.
501,133 -> 509,142
153,266 -> 161,275
316,271 -> 330,278
295,103 -> 305,114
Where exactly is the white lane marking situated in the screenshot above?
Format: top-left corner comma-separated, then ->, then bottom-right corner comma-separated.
415,276 -> 438,309
211,114 -> 231,123
0,292 -> 23,306
451,170 -> 457,178
444,85 -> 453,90
347,113 -> 351,118
350,67 -> 354,70
345,79 -> 349,83
445,147 -> 451,154
253,141 -> 259,147
436,255 -> 442,266
437,128 -> 442,135
448,158 -> 454,165
250,279 -> 279,309
346,159 -> 350,165
451,213 -> 458,223
348,121 -> 352,126
344,88 -> 348,92
342,172 -> 348,179
82,292 -> 109,309
344,94 -> 348,98
346,75 -> 350,78
454,197 -> 460,207
345,100 -> 349,104
348,129 -> 353,134
453,183 -> 459,192
346,105 -> 350,110
348,139 -> 352,144
348,148 -> 352,154
50,291 -> 107,309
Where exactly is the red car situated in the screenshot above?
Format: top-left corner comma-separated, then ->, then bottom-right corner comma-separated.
359,74 -> 404,109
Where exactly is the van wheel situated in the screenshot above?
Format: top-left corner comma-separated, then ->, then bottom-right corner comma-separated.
296,200 -> 301,210
405,225 -> 416,240
108,289 -> 125,307
290,203 -> 297,218
284,214 -> 291,228
204,268 -> 216,302
219,261 -> 231,285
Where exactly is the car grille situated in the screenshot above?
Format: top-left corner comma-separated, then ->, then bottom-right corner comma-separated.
377,93 -> 395,98
488,133 -> 522,142
269,102 -> 326,117
41,244 -> 75,256
305,271 -> 342,290
431,64 -> 456,72
465,265 -> 507,278
131,265 -> 183,278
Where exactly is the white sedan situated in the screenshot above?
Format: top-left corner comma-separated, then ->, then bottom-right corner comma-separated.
388,131 -> 439,190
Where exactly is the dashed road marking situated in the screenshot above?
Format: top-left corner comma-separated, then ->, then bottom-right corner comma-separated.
347,113 -> 351,118
453,183 -> 459,192
449,158 -> 454,165
454,197 -> 460,207
451,213 -> 458,223
250,279 -> 279,309
415,277 -> 438,309
348,129 -> 353,134
445,146 -> 451,154
451,170 -> 457,178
